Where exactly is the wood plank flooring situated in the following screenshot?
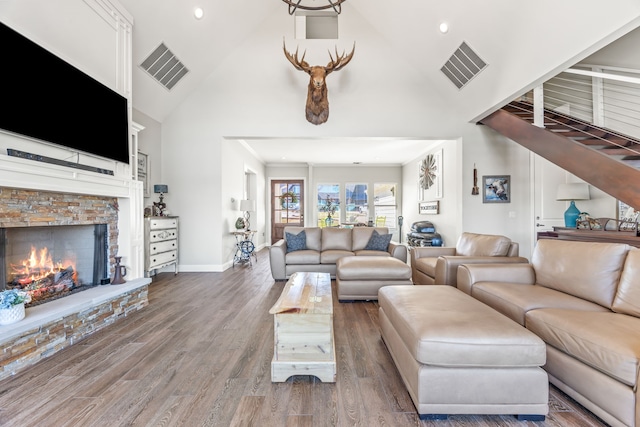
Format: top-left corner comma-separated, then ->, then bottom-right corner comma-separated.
0,249 -> 609,426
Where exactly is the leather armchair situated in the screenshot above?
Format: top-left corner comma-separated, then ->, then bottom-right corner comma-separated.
410,232 -> 528,286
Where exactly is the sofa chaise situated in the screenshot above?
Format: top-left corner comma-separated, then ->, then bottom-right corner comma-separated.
269,226 -> 406,281
457,239 -> 640,427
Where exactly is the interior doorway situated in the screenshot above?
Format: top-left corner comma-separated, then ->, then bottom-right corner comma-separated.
271,180 -> 304,244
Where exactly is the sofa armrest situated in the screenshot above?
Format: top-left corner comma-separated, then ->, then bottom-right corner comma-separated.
388,241 -> 407,262
457,262 -> 535,295
269,240 -> 287,280
410,246 -> 456,261
436,256 -> 529,286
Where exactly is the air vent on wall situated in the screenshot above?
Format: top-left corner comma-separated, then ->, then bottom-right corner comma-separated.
140,43 -> 189,90
440,41 -> 487,89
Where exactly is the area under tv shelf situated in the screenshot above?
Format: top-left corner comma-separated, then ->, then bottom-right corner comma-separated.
7,149 -> 114,176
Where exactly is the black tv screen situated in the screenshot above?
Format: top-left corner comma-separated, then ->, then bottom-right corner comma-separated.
0,22 -> 129,164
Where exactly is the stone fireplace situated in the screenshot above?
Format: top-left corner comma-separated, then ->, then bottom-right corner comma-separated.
0,153 -> 149,380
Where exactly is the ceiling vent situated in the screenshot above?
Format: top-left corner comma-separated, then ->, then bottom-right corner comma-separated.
140,43 -> 189,90
441,41 -> 487,89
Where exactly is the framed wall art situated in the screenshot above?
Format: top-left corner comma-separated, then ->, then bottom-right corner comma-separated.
137,152 -> 150,197
482,175 -> 510,203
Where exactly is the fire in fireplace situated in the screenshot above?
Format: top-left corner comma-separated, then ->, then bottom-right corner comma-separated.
1,224 -> 109,306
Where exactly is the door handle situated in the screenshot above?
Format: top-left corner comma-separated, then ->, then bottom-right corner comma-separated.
536,223 -> 545,227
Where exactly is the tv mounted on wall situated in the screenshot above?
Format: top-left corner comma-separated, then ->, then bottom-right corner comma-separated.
0,21 -> 129,164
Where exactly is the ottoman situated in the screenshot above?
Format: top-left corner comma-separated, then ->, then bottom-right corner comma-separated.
336,256 -> 412,302
378,285 -> 548,420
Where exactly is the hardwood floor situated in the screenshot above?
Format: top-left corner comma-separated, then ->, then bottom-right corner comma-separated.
0,249 -> 609,426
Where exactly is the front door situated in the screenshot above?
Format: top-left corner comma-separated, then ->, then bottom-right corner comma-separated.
271,180 -> 304,244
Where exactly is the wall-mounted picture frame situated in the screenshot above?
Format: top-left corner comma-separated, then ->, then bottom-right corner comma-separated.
137,152 -> 150,197
419,200 -> 439,215
482,175 -> 510,203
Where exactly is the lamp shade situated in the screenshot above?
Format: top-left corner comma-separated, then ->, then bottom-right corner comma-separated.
240,199 -> 256,211
154,184 -> 168,194
556,183 -> 590,201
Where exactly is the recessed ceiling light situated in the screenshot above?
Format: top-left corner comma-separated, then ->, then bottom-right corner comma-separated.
439,22 -> 449,33
194,7 -> 204,19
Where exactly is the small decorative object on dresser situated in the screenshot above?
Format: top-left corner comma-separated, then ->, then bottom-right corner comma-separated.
144,216 -> 179,277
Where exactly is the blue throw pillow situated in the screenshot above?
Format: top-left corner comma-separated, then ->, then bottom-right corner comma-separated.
286,230 -> 307,253
364,230 -> 392,251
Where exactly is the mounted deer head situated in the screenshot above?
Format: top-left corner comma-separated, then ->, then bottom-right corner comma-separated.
283,41 -> 355,125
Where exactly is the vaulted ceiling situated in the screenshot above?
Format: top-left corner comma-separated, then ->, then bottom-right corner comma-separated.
117,0 -> 640,164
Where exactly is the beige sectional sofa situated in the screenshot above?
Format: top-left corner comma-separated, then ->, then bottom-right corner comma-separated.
269,226 -> 406,281
457,239 -> 640,427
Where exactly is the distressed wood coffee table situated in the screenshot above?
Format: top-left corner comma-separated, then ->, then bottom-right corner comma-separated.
269,272 -> 336,382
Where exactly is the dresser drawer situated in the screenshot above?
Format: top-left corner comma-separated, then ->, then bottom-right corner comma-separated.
149,239 -> 177,255
149,228 -> 177,243
149,250 -> 177,269
149,218 -> 178,230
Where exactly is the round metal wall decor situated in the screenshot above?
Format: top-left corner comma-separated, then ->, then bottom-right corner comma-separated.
420,154 -> 437,190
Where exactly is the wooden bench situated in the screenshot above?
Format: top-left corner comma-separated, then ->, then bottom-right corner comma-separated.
269,272 -> 336,382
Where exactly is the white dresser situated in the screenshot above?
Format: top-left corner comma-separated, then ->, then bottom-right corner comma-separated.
144,216 -> 179,277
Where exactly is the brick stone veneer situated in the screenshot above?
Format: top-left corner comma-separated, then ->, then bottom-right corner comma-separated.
0,284 -> 148,380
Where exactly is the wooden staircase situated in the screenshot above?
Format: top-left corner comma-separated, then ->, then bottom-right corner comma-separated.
479,101 -> 640,210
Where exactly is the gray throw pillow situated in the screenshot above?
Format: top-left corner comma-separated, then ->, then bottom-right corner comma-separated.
364,230 -> 392,251
286,230 -> 307,253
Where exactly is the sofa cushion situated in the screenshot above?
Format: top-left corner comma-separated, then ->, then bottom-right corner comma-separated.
471,282 -> 609,326
455,232 -> 511,257
321,227 -> 352,251
352,227 -> 388,251
612,249 -> 640,317
285,227 -> 322,251
320,249 -> 354,264
532,240 -> 631,308
526,309 -> 640,387
285,230 -> 306,253
285,250 -> 321,265
364,230 -> 393,251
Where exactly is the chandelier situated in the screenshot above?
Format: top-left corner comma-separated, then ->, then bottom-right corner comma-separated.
281,0 -> 347,15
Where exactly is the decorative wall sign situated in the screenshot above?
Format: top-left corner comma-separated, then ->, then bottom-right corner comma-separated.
419,200 -> 439,215
482,175 -> 510,203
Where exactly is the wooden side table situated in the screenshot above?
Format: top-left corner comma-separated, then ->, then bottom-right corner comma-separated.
269,272 -> 336,382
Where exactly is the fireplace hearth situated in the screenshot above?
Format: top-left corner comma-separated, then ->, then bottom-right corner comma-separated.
1,224 -> 109,306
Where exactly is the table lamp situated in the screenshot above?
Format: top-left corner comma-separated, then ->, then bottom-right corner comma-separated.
240,199 -> 256,230
153,184 -> 168,216
556,183 -> 590,228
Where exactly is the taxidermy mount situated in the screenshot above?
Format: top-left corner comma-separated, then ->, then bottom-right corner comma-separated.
283,40 -> 355,125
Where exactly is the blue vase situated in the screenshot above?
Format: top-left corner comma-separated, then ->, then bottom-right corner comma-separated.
564,201 -> 581,228
325,217 -> 333,227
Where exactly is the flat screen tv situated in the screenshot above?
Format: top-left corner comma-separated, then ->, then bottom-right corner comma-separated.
0,21 -> 129,164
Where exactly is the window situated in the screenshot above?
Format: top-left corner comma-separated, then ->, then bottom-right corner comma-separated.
373,183 -> 397,228
317,184 -> 340,227
344,183 -> 368,224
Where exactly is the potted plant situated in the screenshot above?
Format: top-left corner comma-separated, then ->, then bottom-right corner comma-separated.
0,289 -> 31,325
319,196 -> 340,226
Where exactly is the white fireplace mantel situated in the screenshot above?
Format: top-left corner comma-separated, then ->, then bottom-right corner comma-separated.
0,153 -> 145,279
